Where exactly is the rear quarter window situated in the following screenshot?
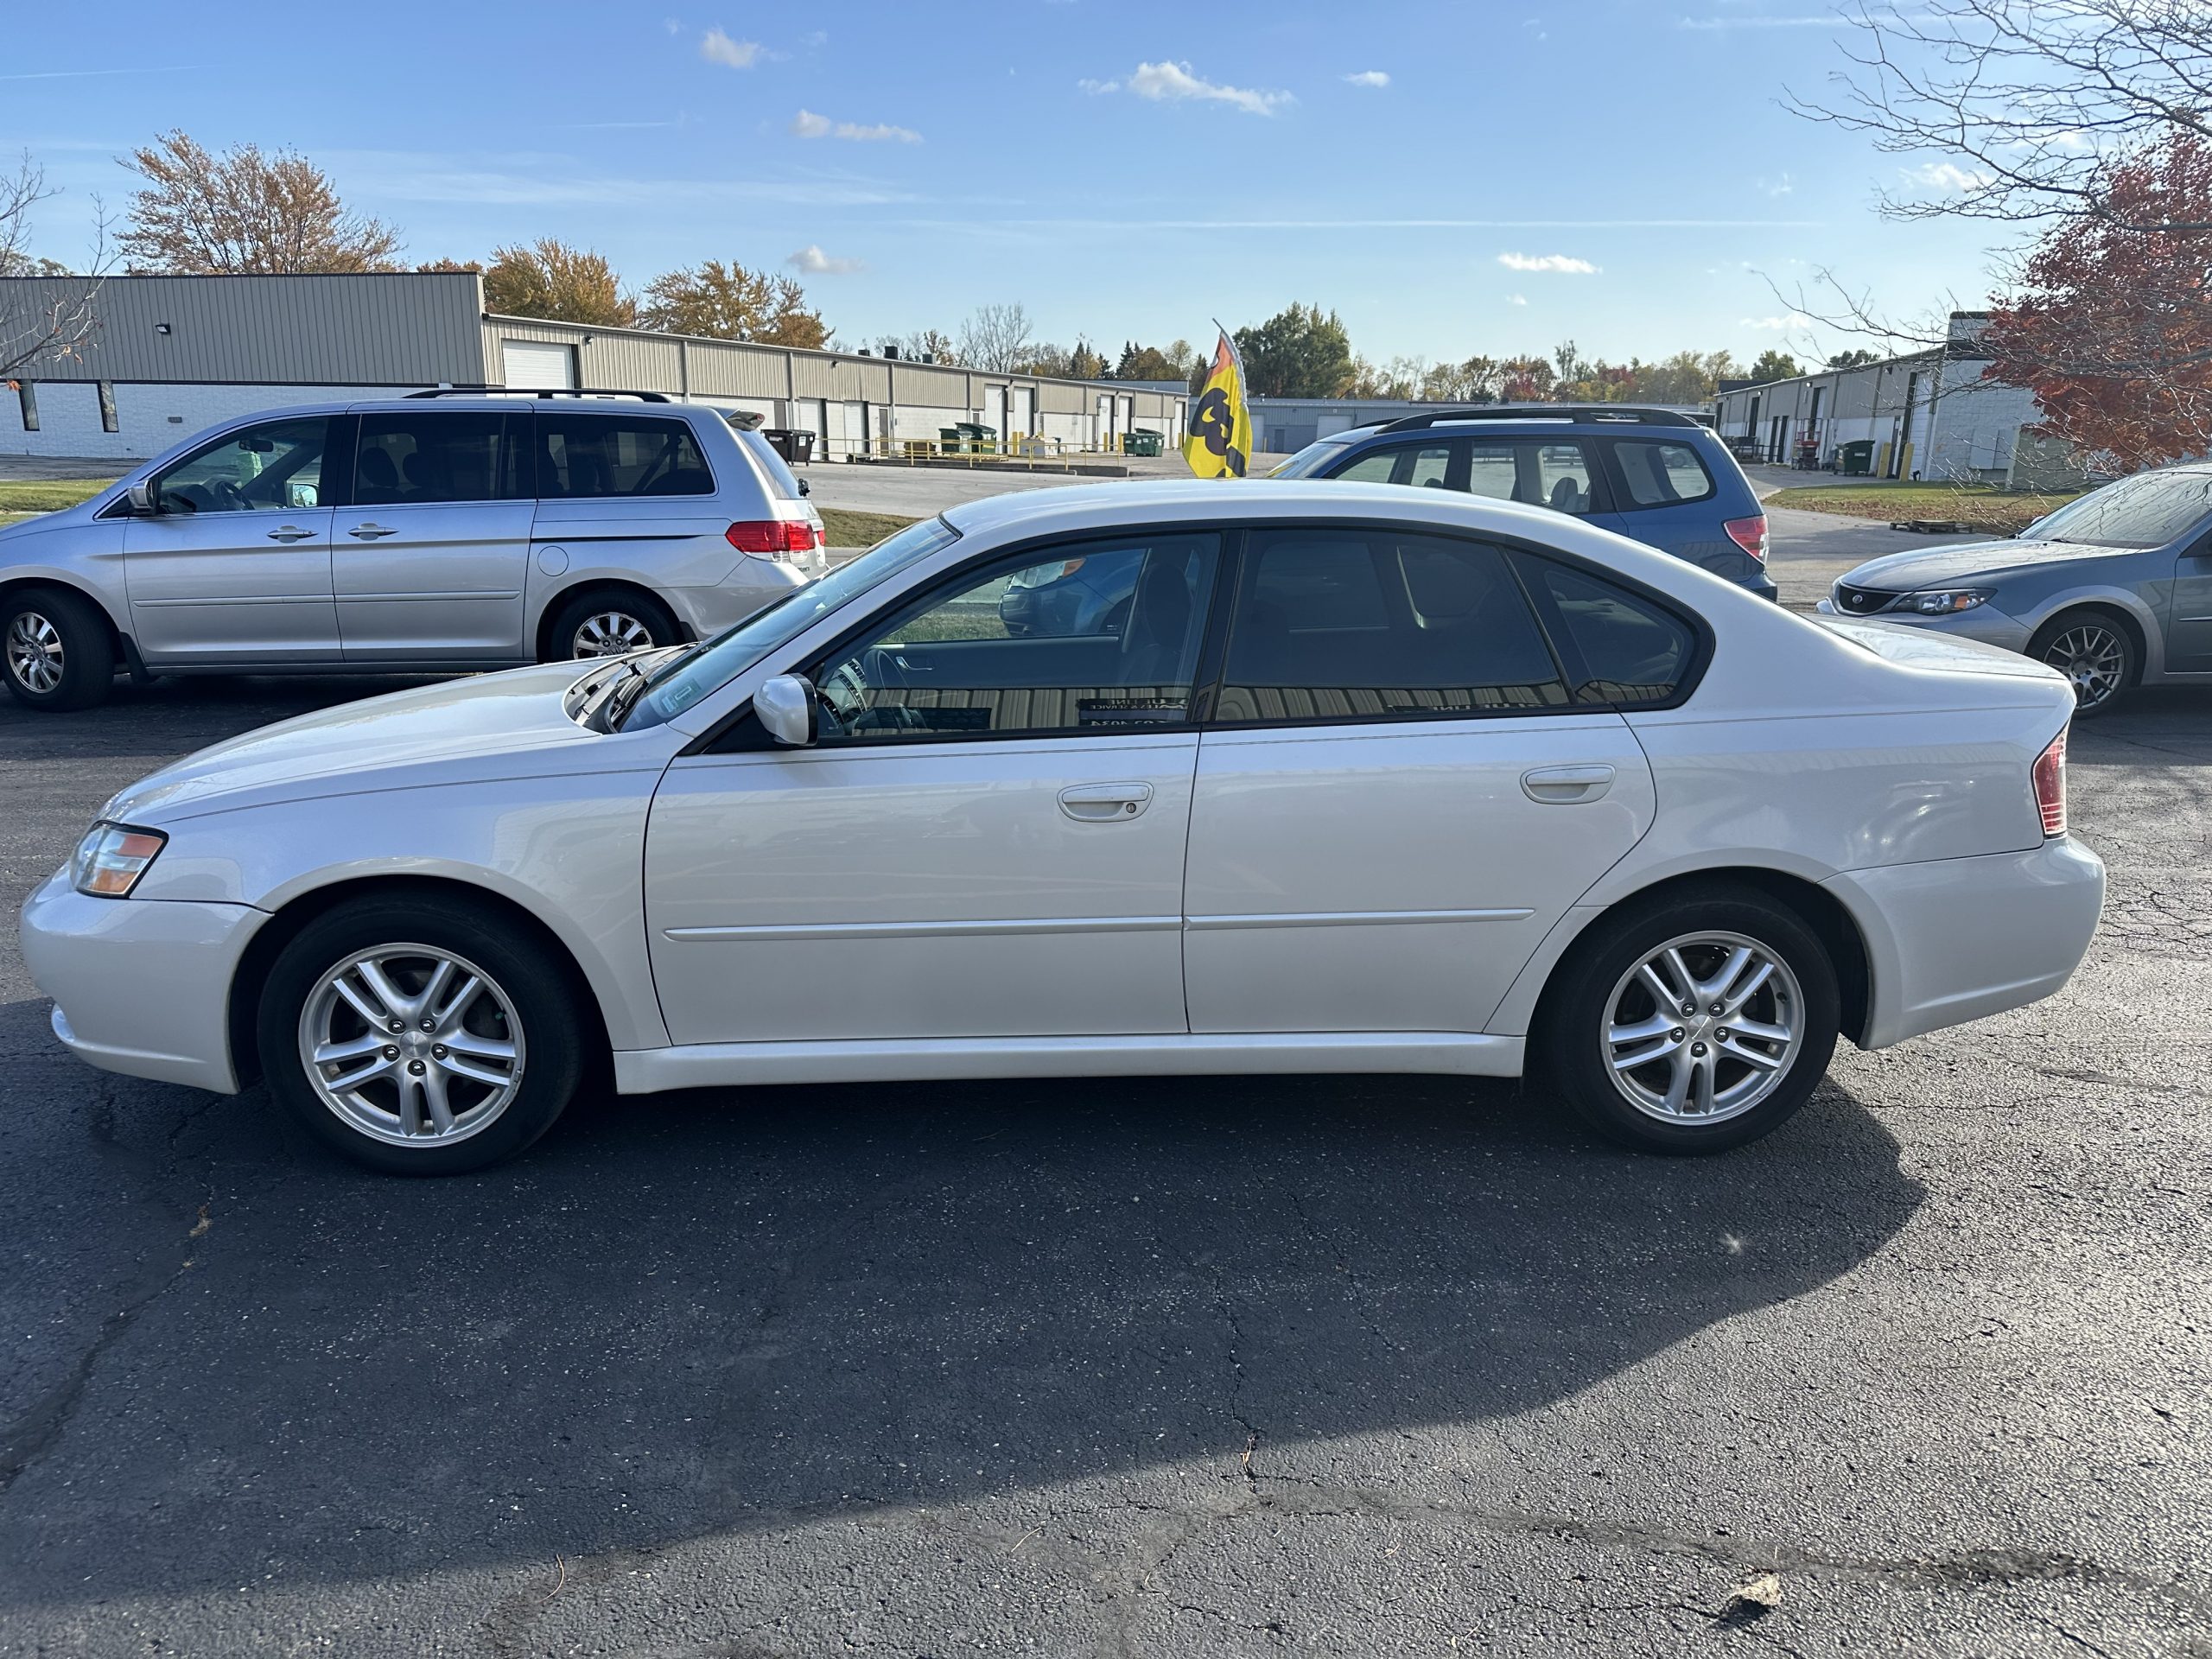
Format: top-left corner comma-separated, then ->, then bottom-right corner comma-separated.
1612,439 -> 1717,509
1522,556 -> 1697,706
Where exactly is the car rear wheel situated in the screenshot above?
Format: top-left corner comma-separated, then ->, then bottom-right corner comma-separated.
257,895 -> 585,1175
1542,886 -> 1840,1154
3,586 -> 114,711
2029,611 -> 2134,717
546,588 -> 680,663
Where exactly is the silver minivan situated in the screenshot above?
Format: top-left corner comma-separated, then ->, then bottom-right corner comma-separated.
0,391 -> 824,711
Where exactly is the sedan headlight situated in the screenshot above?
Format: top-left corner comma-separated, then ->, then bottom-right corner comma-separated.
70,822 -> 168,898
1906,588 -> 1994,615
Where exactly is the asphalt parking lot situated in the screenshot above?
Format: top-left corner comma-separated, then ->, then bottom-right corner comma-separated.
3,542 -> 2208,1657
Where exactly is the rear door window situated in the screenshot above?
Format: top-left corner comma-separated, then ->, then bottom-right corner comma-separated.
1331,442 -> 1458,489
537,414 -> 715,499
1216,529 -> 1569,723
354,411 -> 526,506
1612,439 -> 1716,508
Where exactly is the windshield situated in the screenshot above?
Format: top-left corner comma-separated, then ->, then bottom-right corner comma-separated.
622,515 -> 963,729
1268,434 -> 1363,479
2024,470 -> 2212,549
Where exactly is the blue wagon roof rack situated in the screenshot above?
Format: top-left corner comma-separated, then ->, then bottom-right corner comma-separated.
1374,405 -> 1699,432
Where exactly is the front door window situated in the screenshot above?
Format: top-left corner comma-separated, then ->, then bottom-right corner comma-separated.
154,418 -> 332,514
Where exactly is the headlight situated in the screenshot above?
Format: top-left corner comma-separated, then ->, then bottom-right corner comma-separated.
70,822 -> 168,898
1907,589 -> 1993,615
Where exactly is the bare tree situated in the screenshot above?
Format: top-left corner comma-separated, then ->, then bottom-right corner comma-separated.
956,302 -> 1035,373
119,130 -> 401,273
1789,0 -> 2212,233
0,152 -> 111,384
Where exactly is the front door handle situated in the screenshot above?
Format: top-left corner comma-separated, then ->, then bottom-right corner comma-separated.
265,525 -> 315,543
1058,782 -> 1153,822
348,522 -> 397,540
1522,764 -> 1616,804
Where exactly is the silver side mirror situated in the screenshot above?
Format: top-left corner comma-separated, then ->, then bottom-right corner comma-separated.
755,673 -> 817,747
125,481 -> 157,515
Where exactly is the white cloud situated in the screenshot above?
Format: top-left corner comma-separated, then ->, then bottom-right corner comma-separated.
699,27 -> 760,68
788,244 -> 862,275
1907,160 -> 1993,192
1506,294 -> 1529,306
1343,70 -> 1389,88
1758,171 -> 1795,197
1110,60 -> 1292,116
1497,251 -> 1598,274
791,108 -> 921,143
1739,314 -> 1811,330
1077,77 -> 1120,94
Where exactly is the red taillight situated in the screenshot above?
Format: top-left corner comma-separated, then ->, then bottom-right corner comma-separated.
2033,729 -> 2068,836
726,519 -> 821,560
1723,515 -> 1769,563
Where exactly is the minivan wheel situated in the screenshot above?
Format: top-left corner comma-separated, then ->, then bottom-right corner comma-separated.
546,588 -> 680,662
2,586 -> 115,711
2030,612 -> 2134,717
1541,887 -> 1840,1154
257,895 -> 585,1175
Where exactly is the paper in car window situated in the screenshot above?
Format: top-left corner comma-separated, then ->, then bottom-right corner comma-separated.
1078,696 -> 1185,728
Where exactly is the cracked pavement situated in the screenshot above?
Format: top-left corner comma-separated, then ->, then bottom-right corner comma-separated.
1,671 -> 2209,1657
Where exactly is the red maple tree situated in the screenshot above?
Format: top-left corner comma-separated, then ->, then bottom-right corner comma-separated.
1984,133 -> 2212,469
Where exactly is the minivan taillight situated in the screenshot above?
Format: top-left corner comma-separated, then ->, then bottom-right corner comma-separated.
726,519 -> 821,561
2033,729 -> 2068,837
1723,515 -> 1769,563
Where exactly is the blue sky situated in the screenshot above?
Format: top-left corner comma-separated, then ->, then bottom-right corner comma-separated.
3,0 -> 2013,370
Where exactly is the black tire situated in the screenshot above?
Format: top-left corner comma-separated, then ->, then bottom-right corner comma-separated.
256,893 -> 587,1175
2028,610 -> 2136,718
543,588 -> 681,664
1541,884 -> 1840,1154
2,585 -> 115,711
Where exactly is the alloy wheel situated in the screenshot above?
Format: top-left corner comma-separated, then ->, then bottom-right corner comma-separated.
2040,624 -> 2126,711
571,611 -> 654,658
297,944 -> 526,1147
1601,931 -> 1804,1124
5,610 -> 62,695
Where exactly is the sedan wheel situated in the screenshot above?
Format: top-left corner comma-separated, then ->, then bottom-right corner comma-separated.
1602,931 -> 1804,1125
298,944 -> 526,1147
259,895 -> 586,1174
1543,885 -> 1840,1154
2034,618 -> 2132,715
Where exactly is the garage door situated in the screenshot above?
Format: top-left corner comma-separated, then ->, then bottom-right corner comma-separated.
502,340 -> 578,390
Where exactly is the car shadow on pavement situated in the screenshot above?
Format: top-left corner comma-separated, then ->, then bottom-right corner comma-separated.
0,1014 -> 1925,1611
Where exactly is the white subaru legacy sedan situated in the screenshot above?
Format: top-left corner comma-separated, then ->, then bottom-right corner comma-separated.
20,480 -> 2104,1173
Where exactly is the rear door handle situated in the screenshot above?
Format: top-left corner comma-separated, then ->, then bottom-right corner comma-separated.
348,522 -> 397,540
1058,782 -> 1153,822
1522,764 -> 1615,804
265,525 -> 314,543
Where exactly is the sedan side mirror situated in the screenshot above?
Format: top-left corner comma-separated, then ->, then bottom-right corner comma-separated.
755,673 -> 817,747
125,481 -> 158,516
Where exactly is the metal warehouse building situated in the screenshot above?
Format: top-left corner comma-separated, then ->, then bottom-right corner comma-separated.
0,271 -> 1188,461
1709,313 -> 2081,487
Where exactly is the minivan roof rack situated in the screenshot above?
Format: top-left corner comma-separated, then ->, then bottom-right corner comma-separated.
1374,405 -> 1698,432
404,387 -> 674,402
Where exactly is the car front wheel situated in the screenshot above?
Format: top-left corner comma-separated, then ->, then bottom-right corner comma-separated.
257,895 -> 586,1174
3,586 -> 115,711
2030,611 -> 2135,717
1542,886 -> 1840,1154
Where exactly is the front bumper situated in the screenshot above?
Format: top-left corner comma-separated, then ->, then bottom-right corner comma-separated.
19,868 -> 266,1094
1815,595 -> 2033,652
1824,836 -> 2105,1050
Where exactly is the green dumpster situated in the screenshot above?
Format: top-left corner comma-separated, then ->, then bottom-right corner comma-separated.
956,422 -> 996,454
1125,427 -> 1166,458
938,426 -> 964,453
1839,439 -> 1876,476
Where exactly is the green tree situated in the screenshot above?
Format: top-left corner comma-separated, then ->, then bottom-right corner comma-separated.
1826,348 -> 1881,369
1746,348 -> 1802,385
1114,340 -> 1200,381
484,239 -> 636,327
641,258 -> 827,348
1234,303 -> 1354,397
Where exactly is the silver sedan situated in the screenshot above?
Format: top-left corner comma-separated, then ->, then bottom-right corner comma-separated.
1819,464 -> 2212,715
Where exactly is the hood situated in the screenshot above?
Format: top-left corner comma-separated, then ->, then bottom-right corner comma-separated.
1837,537 -> 2129,595
103,660 -> 613,823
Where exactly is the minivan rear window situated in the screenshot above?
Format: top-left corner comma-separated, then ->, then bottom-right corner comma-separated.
735,429 -> 804,501
537,414 -> 715,499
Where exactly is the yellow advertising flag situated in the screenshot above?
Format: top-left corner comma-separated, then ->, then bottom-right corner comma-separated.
1181,327 -> 1252,479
